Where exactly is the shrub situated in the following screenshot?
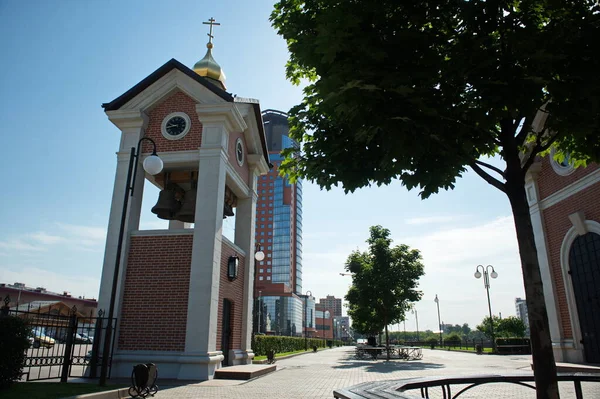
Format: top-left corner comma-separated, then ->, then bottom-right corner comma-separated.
445,333 -> 462,347
0,315 -> 30,388
251,335 -> 325,356
425,337 -> 438,349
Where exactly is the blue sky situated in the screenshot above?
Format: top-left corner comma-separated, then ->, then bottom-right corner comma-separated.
0,1 -> 524,331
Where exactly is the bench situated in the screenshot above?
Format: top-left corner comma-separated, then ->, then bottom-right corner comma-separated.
333,373 -> 600,399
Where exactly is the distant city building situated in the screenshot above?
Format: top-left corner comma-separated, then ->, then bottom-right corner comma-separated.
515,297 -> 530,336
319,295 -> 342,317
253,109 -> 304,337
334,316 -> 350,341
315,304 -> 334,339
0,282 -> 98,316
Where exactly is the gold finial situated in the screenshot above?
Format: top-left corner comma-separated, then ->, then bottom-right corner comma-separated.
203,17 -> 220,48
194,17 -> 226,89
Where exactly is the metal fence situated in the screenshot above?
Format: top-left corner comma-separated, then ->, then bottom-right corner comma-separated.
1,295 -> 116,382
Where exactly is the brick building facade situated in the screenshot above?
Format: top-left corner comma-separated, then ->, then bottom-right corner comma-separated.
527,153 -> 600,364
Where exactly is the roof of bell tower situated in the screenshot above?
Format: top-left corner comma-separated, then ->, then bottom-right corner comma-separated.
193,17 -> 226,90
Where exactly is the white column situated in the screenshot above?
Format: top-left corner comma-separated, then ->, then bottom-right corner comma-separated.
234,168 -> 259,364
178,115 -> 230,380
525,167 -> 564,359
98,112 -> 148,318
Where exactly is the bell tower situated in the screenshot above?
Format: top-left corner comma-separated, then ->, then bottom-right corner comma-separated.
97,20 -> 270,381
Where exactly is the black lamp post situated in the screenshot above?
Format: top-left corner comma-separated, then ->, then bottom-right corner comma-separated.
475,264 -> 498,352
411,307 -> 419,342
434,294 -> 442,347
304,290 -> 312,350
99,138 -> 163,386
253,245 -> 265,335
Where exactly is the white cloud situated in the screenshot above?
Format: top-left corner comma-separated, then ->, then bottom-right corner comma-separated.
56,223 -> 106,243
301,216 -> 524,331
0,266 -> 100,300
405,215 -> 466,225
0,239 -> 45,252
29,231 -> 64,244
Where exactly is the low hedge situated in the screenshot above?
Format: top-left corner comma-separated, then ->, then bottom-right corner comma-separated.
252,335 -> 329,356
0,315 -> 30,388
495,337 -> 531,354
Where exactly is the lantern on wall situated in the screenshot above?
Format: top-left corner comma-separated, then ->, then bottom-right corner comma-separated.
227,255 -> 239,281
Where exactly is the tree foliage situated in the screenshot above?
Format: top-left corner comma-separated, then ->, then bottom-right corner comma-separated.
345,226 -> 424,359
0,315 -> 30,389
271,2 -> 600,397
477,315 -> 527,339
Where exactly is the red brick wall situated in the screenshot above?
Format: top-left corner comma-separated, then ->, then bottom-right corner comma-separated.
216,241 -> 246,353
142,91 -> 202,153
541,181 -> 600,338
118,234 -> 192,351
228,131 -> 250,185
537,156 -> 598,200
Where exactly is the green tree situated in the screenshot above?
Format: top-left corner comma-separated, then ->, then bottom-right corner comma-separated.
476,315 -> 501,339
498,316 -> 528,338
345,226 -> 425,360
271,2 -> 600,397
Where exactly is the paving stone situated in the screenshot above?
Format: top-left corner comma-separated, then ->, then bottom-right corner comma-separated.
148,347 -> 599,398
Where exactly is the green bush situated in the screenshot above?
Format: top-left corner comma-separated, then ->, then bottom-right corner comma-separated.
445,333 -> 462,347
0,315 -> 30,388
251,335 -> 326,356
425,337 -> 438,349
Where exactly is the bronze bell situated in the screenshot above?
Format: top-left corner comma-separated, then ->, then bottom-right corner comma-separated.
175,186 -> 197,223
223,202 -> 234,219
151,183 -> 182,220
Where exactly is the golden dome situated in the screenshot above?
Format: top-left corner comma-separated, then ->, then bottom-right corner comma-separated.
193,42 -> 226,89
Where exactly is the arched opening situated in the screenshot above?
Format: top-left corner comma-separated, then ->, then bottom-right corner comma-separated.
569,232 -> 600,363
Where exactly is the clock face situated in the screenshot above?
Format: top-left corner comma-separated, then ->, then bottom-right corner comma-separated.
165,116 -> 187,136
161,112 -> 191,140
236,138 -> 244,166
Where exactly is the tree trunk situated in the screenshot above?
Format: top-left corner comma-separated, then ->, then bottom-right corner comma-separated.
506,180 -> 559,399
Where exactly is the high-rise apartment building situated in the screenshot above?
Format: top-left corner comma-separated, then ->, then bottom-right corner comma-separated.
319,295 -> 342,317
515,297 -> 530,336
254,109 -> 304,336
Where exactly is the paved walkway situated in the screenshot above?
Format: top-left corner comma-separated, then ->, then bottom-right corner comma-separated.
145,347 -> 599,398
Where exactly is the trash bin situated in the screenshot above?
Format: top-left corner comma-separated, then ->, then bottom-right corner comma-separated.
128,363 -> 158,398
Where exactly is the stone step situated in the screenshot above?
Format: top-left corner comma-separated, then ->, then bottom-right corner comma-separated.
214,364 -> 276,380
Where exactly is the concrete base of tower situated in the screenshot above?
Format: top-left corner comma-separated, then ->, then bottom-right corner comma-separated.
110,350 -> 224,381
230,349 -> 255,366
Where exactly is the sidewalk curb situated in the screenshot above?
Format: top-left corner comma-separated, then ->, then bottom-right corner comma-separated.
253,348 -> 334,364
63,387 -> 130,399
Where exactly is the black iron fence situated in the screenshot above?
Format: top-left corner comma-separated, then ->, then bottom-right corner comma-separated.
391,339 -> 495,350
1,295 -> 116,382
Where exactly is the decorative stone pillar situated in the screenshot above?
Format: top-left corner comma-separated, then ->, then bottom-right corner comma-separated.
98,110 -> 148,320
234,166 -> 260,364
177,104 -> 246,380
525,164 -> 564,358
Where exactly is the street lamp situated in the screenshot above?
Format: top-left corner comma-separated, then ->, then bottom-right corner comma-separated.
411,307 -> 419,342
100,138 -> 163,385
253,245 -> 265,335
304,290 -> 312,350
258,290 -> 262,334
475,264 -> 498,352
434,294 -> 442,347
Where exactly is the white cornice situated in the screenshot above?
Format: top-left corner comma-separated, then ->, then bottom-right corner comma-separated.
247,154 -> 270,175
120,69 -> 227,112
539,168 -> 600,210
223,236 -> 246,257
196,103 -> 247,132
130,229 -> 193,237
225,163 -> 250,199
106,110 -> 149,130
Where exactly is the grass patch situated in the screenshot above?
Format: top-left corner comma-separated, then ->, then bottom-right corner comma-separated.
441,346 -> 494,353
254,348 -> 320,361
0,382 -> 123,399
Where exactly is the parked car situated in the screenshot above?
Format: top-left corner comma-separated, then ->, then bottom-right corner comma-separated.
74,333 -> 92,344
31,327 -> 55,348
80,333 -> 93,343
